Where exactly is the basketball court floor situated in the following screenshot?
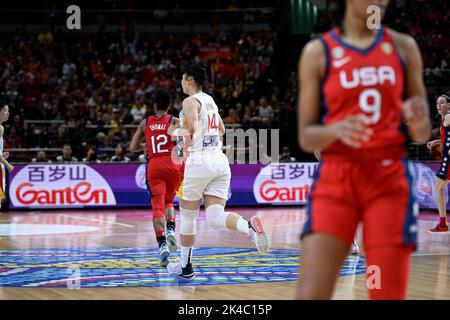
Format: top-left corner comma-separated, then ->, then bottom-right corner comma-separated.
0,207 -> 449,300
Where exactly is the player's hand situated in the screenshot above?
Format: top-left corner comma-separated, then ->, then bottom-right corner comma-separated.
403,96 -> 429,129
403,96 -> 431,143
332,114 -> 373,148
427,140 -> 437,150
2,152 -> 9,160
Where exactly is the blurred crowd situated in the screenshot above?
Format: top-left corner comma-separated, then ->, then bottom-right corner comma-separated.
0,25 -> 299,162
0,0 -> 448,163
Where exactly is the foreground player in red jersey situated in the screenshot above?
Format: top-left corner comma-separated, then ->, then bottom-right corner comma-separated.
314,149 -> 359,254
296,0 -> 431,299
130,89 -> 181,267
426,95 -> 450,234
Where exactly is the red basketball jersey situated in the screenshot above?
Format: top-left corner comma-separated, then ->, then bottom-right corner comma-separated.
144,114 -> 174,159
320,27 -> 406,157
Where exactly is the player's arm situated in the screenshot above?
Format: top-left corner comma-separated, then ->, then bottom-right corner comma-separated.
427,139 -> 441,149
297,40 -> 372,153
0,154 -> 13,173
391,30 -> 431,143
167,117 -> 180,136
444,114 -> 450,127
218,116 -> 225,136
182,97 -> 200,135
0,126 -> 13,173
130,120 -> 146,153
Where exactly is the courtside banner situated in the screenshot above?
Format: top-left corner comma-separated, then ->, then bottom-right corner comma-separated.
8,164 -> 139,209
6,162 -> 439,209
412,162 -> 444,209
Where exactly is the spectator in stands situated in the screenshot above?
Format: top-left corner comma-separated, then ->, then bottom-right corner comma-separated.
153,3 -> 168,21
257,96 -> 274,127
279,146 -> 297,163
223,108 -> 240,125
37,26 -> 53,45
111,143 -> 130,162
4,127 -> 23,149
31,151 -> 52,163
130,96 -> 148,123
56,144 -> 78,163
95,131 -> 109,159
83,146 -> 102,163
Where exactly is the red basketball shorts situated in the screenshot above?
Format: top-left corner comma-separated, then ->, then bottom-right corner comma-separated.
146,157 -> 182,206
301,157 -> 418,251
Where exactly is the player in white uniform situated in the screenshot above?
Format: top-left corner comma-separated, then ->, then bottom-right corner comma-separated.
167,62 -> 269,279
0,102 -> 14,207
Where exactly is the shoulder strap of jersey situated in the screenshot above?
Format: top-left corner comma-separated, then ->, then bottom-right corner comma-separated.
318,30 -> 333,83
164,114 -> 173,125
384,28 -> 407,68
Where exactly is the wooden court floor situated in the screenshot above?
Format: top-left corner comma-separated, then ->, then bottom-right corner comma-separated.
0,207 -> 449,300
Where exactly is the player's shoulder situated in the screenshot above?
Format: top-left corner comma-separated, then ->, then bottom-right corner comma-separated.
299,37 -> 326,76
444,113 -> 450,123
139,118 -> 148,129
301,38 -> 326,59
182,96 -> 201,107
386,28 -> 418,53
0,125 -> 4,135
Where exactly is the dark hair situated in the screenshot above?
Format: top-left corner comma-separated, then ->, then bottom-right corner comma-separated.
117,143 -> 126,153
182,61 -> 208,86
328,0 -> 346,28
153,89 -> 171,111
438,94 -> 450,102
0,100 -> 8,110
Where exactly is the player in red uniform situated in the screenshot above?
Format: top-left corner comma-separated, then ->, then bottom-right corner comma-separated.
426,94 -> 450,234
130,89 -> 181,267
296,0 -> 431,299
314,149 -> 359,254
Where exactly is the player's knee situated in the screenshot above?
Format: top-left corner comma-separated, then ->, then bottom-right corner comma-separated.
436,183 -> 447,191
435,179 -> 447,190
180,207 -> 199,235
205,203 -> 228,230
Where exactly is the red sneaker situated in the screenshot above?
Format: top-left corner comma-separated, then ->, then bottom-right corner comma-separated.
429,224 -> 450,234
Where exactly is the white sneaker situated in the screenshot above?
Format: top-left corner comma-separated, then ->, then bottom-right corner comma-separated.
249,216 -> 269,254
167,262 -> 182,275
167,262 -> 195,279
351,240 -> 359,255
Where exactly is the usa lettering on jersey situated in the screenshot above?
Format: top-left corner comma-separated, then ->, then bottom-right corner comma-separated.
340,66 -> 396,89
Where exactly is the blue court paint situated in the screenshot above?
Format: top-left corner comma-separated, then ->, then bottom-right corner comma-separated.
0,247 -> 366,288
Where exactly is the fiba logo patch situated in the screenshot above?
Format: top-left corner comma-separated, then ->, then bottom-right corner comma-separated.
332,47 -> 345,59
381,42 -> 393,55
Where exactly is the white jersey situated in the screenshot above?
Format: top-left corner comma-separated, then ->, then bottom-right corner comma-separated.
188,91 -> 223,155
178,92 -> 230,200
0,136 -> 3,154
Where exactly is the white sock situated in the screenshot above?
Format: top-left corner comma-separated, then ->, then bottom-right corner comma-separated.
236,217 -> 250,234
180,245 -> 193,268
